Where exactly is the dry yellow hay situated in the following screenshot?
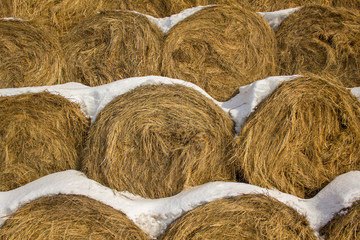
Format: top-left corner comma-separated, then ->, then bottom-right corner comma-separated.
276,5 -> 360,88
159,194 -> 316,240
102,0 -> 168,18
0,194 -> 150,239
0,19 -> 64,88
332,0 -> 360,13
246,0 -> 331,11
62,11 -> 163,87
233,75 -> 360,198
0,92 -> 89,191
320,200 -> 360,240
161,5 -> 279,102
82,84 -> 236,199
0,0 -> 104,36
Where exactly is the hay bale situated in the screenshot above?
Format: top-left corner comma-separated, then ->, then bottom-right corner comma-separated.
161,5 -> 279,102
82,84 -> 236,199
0,92 -> 89,191
233,75 -> 360,198
0,0 -> 104,36
276,5 -> 360,88
332,0 -> 360,13
320,200 -> 360,240
0,194 -> 150,239
0,19 -> 65,88
159,194 -> 316,240
62,11 -> 163,87
102,0 -> 168,18
245,0 -> 331,12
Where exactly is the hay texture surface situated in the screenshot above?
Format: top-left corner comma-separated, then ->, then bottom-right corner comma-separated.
161,5 -> 279,102
0,92 -> 89,191
62,11 -> 163,87
82,84 -> 236,199
276,5 -> 360,88
332,0 -> 360,13
246,0 -> 331,11
320,200 -> 360,240
159,194 -> 316,240
233,75 -> 360,198
102,0 -> 168,18
0,194 -> 150,239
0,19 -> 64,88
0,0 -> 104,36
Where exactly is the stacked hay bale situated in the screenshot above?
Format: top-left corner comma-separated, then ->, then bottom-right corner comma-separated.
159,194 -> 316,239
276,5 -> 360,87
233,75 -> 360,198
0,194 -> 150,239
62,11 -> 163,86
320,200 -> 360,240
0,0 -> 104,36
102,0 -> 168,18
161,5 -> 279,102
0,92 -> 89,191
0,19 -> 64,88
246,0 -> 331,11
82,84 -> 236,199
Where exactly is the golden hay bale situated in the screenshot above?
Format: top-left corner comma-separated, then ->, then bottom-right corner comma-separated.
0,0 -> 104,36
0,92 -> 89,191
0,194 -> 150,239
102,0 -> 168,18
245,0 -> 331,12
62,11 -> 163,87
0,19 -> 65,88
276,5 -> 360,88
233,75 -> 360,198
159,194 -> 316,240
161,5 -> 279,102
320,200 -> 360,240
82,84 -> 236,199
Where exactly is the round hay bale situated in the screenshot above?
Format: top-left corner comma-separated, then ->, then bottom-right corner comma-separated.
276,5 -> 360,88
0,92 -> 89,191
0,0 -> 104,36
245,0 -> 331,12
102,0 -> 168,18
82,84 -> 236,199
62,11 -> 163,87
0,19 -> 64,88
320,200 -> 360,240
233,75 -> 360,198
159,194 -> 316,240
161,5 -> 279,102
0,194 -> 150,239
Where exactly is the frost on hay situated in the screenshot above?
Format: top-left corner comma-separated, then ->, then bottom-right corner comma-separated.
276,5 -> 360,88
82,84 -> 236,199
159,194 -> 316,240
161,5 -> 279,102
0,92 -> 89,191
62,11 -> 163,87
233,75 -> 360,198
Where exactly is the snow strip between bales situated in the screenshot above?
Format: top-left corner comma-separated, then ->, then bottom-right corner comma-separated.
0,170 -> 360,238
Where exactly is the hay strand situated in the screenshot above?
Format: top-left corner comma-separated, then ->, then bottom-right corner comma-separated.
233,75 -> 360,198
0,19 -> 64,88
102,0 -> 168,18
82,84 -> 236,199
159,194 -> 316,240
0,92 -> 89,191
320,200 -> 360,240
62,11 -> 163,86
276,5 -> 360,87
0,194 -> 150,239
161,5 -> 279,102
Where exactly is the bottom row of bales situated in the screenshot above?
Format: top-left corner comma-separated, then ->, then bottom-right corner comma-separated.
1,193 -> 360,239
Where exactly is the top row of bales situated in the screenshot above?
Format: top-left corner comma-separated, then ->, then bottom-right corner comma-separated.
1,3 -> 360,101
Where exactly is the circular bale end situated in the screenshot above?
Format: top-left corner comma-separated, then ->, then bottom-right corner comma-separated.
82,84 -> 236,199
246,0 -> 331,12
0,19 -> 64,88
233,75 -> 360,198
62,10 -> 163,86
320,200 -> 360,240
161,5 -> 279,102
0,92 -> 89,191
159,194 -> 316,240
0,194 -> 150,239
102,0 -> 168,18
276,5 -> 360,87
